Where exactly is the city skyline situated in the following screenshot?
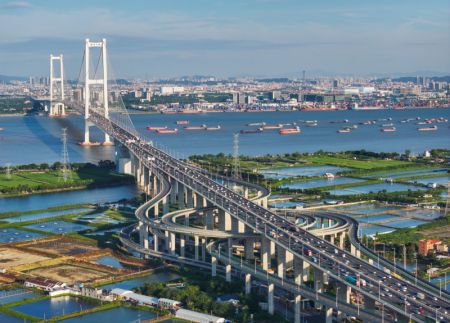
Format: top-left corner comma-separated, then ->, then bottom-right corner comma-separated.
0,0 -> 449,78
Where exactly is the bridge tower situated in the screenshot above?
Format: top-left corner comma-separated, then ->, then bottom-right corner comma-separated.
82,38 -> 112,146
49,54 -> 65,116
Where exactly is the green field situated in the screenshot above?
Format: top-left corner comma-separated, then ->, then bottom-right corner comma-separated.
301,155 -> 414,170
0,164 -> 134,196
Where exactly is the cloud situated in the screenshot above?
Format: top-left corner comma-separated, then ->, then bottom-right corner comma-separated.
1,1 -> 32,10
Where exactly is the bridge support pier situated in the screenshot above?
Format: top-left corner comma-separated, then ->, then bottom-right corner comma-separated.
177,183 -> 185,209
245,273 -> 251,295
153,234 -> 159,252
194,236 -> 199,261
211,256 -> 217,277
201,238 -> 206,262
314,268 -> 323,310
180,236 -> 185,257
325,306 -> 333,323
339,232 -> 345,249
261,238 -> 270,270
245,239 -> 254,260
218,209 -> 231,231
294,257 -> 302,285
277,245 -> 285,279
294,295 -> 301,323
225,264 -> 231,282
268,283 -> 274,315
169,233 -> 176,255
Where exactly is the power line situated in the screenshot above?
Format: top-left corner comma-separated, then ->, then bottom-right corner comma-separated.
60,128 -> 72,182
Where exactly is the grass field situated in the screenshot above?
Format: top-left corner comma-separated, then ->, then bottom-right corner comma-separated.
0,166 -> 133,195
301,155 -> 414,170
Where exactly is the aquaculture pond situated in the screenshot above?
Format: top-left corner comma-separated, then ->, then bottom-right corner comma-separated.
358,224 -> 394,237
385,219 -> 427,229
363,168 -> 448,179
0,289 -> 39,305
394,208 -> 443,220
261,165 -> 350,179
95,256 -> 125,269
60,306 -> 156,323
269,201 -> 305,208
326,182 -> 424,196
25,220 -> 91,234
0,313 -> 26,323
11,296 -> 97,319
411,176 -> 449,186
2,208 -> 92,223
77,213 -> 122,225
280,177 -> 364,190
329,203 -> 402,215
0,228 -> 44,243
100,272 -> 180,290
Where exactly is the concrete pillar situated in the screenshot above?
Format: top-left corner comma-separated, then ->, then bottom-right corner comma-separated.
153,234 -> 159,252
268,283 -> 274,315
186,188 -> 194,208
330,234 -> 335,245
201,238 -> 206,262
294,295 -> 301,323
277,245 -> 285,279
194,236 -> 199,261
270,241 -> 276,257
245,273 -> 251,295
350,244 -> 356,256
211,256 -> 217,277
180,236 -> 185,257
218,209 -> 232,231
261,197 -> 268,208
338,282 -> 351,303
164,230 -> 169,252
170,233 -> 176,255
339,232 -> 345,249
244,187 -> 249,199
294,257 -> 302,286
205,209 -> 214,230
314,268 -> 324,310
302,260 -> 310,282
365,296 -> 376,309
177,183 -> 185,209
143,225 -> 149,249
170,178 -> 177,204
368,258 -> 373,265
162,196 -> 169,215
245,239 -> 254,260
285,250 -> 294,269
261,238 -> 270,271
325,307 -> 333,323
153,202 -> 159,218
143,169 -> 150,195
225,264 -> 232,282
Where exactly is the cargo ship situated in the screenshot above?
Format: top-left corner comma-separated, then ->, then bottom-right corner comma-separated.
279,126 -> 300,135
147,126 -> 167,131
263,124 -> 282,130
176,120 -> 189,125
247,122 -> 266,126
417,125 -> 438,131
184,125 -> 206,131
381,127 -> 396,132
157,128 -> 178,134
240,128 -> 263,134
206,125 -> 221,131
337,127 -> 352,133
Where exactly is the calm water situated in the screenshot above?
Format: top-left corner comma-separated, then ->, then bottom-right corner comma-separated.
3,208 -> 91,223
60,307 -> 156,323
0,185 -> 138,213
0,289 -> 39,305
11,296 -> 97,319
0,109 -> 449,165
364,168 -> 449,179
25,220 -> 91,233
261,165 -> 350,179
0,313 -> 25,323
0,228 -> 44,243
412,176 -> 449,185
77,213 -> 121,225
327,182 -> 424,196
269,201 -> 304,208
95,256 -> 124,269
100,272 -> 180,290
280,177 -> 364,190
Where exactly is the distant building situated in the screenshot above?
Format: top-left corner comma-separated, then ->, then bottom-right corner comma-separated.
134,90 -> 142,98
160,86 -> 184,95
233,92 -> 245,105
418,239 -> 442,256
175,308 -> 226,323
269,90 -> 281,100
146,91 -> 153,101
24,278 -> 66,292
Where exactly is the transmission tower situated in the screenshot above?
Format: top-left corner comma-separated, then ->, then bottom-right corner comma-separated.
60,128 -> 72,182
5,163 -> 11,179
232,133 -> 241,180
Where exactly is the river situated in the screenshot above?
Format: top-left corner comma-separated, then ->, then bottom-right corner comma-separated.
0,108 -> 448,165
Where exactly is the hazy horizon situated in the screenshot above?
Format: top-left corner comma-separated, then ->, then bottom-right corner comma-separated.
1,0 -> 449,79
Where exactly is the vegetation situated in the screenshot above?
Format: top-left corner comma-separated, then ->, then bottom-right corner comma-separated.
137,267 -> 287,323
0,96 -> 32,114
0,161 -> 134,196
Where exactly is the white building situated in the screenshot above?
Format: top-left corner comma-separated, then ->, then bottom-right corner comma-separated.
175,308 -> 226,323
161,86 -> 185,95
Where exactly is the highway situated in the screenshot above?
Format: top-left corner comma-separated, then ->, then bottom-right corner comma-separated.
73,106 -> 450,322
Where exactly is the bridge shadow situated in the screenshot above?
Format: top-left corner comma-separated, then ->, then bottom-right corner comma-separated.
22,115 -> 85,162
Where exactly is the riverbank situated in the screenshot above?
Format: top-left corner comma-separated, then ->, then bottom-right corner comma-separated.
0,162 -> 134,197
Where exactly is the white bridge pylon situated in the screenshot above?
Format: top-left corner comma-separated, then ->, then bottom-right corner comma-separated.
49,54 -> 65,116
82,38 -> 112,146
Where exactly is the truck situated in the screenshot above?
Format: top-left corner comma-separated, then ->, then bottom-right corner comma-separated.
344,275 -> 357,285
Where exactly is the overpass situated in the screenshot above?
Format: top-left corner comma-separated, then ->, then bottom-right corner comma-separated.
54,38 -> 449,323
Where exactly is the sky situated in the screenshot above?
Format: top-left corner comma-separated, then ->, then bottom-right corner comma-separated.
0,0 -> 449,79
